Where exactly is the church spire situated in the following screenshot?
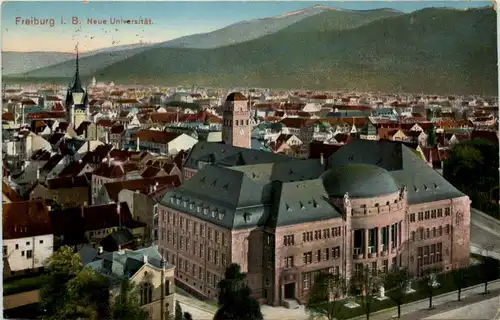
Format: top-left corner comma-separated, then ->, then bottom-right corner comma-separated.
70,43 -> 83,93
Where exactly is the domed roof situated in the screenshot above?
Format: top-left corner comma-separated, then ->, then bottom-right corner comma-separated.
321,164 -> 399,198
226,92 -> 247,102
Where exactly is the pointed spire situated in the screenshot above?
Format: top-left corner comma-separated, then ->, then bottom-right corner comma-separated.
70,43 -> 83,93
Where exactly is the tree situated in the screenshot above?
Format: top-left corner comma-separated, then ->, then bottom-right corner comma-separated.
384,267 -> 411,319
214,263 -> 263,320
444,139 -> 499,218
420,267 -> 441,310
306,273 -> 347,320
184,312 -> 193,320
350,266 -> 383,320
39,246 -> 84,317
481,255 -> 499,294
175,301 -> 183,320
62,268 -> 111,319
110,278 -> 149,320
450,266 -> 468,301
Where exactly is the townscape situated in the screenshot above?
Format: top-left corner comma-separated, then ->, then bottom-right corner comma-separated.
2,2 -> 499,320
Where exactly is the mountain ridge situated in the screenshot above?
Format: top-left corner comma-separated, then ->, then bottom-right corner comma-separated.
6,7 -> 497,95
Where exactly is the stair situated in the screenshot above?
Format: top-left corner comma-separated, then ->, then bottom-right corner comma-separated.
283,299 -> 299,309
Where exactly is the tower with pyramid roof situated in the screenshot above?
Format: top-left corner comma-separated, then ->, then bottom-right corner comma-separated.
64,46 -> 89,129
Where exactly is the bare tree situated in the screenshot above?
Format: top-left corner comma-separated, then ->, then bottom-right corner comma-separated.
450,266 -> 468,301
306,273 -> 348,320
420,266 -> 441,310
481,245 -> 497,294
384,267 -> 411,319
350,265 -> 384,320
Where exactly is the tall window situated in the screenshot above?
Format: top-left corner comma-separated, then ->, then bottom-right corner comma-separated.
165,280 -> 171,296
140,282 -> 153,305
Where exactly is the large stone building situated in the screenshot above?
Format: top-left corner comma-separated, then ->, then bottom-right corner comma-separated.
153,93 -> 471,306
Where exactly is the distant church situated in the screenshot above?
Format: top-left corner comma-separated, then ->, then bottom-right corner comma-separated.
64,48 -> 89,129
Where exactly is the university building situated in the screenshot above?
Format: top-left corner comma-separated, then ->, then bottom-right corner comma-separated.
154,93 -> 471,306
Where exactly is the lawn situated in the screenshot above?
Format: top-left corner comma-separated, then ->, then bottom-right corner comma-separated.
3,274 -> 50,296
333,263 -> 497,319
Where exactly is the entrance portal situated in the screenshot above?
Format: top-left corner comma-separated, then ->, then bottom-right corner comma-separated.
284,282 -> 295,299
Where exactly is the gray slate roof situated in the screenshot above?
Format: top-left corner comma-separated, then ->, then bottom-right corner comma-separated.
327,139 -> 465,204
161,158 -> 336,229
322,164 -> 399,198
183,141 -> 294,170
85,246 -> 173,283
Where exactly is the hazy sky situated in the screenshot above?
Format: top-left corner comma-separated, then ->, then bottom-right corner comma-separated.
2,1 -> 493,52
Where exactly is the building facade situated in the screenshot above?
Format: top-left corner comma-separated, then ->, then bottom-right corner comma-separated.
222,92 -> 251,149
154,113 -> 470,307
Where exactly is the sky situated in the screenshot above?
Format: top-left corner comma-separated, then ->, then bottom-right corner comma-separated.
1,1 -> 493,52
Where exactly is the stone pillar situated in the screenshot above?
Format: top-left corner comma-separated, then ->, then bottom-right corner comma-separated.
378,227 -> 383,254
364,228 -> 369,258
388,225 -> 392,252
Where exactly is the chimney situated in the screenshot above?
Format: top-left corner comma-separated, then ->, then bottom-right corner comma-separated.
143,254 -> 148,264
136,136 -> 140,151
320,153 -> 324,166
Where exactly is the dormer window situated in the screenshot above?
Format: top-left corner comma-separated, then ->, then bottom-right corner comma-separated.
183,200 -> 188,207
211,210 -> 217,218
243,212 -> 252,223
203,208 -> 209,215
196,205 -> 201,213
176,198 -> 181,205
170,196 -> 175,204
189,203 -> 194,210
218,213 -> 225,220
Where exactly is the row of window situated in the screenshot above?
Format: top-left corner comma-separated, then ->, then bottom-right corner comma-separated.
165,233 -> 227,267
169,197 -> 226,221
411,225 -> 451,242
163,213 -> 228,245
3,240 -> 44,253
223,119 -> 249,126
417,243 -> 443,268
409,207 -> 451,222
284,246 -> 342,268
176,255 -> 220,288
302,267 -> 340,290
301,227 -> 342,244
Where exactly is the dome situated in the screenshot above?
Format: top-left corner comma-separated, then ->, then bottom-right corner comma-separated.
226,92 -> 247,102
321,164 -> 399,198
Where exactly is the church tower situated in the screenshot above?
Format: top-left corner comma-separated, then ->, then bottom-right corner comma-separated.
64,47 -> 89,129
222,92 -> 251,149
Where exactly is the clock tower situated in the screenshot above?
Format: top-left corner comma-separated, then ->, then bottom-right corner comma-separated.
222,92 -> 251,149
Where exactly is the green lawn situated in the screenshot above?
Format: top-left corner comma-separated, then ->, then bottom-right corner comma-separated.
3,274 -> 49,296
333,263 -> 496,319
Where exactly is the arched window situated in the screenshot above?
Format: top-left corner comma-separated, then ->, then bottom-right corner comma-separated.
165,279 -> 171,296
140,282 -> 153,305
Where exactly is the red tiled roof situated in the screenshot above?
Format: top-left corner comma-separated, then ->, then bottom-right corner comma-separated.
2,112 -> 14,121
136,130 -> 182,144
140,166 -> 162,178
104,175 -> 181,202
3,200 -> 52,239
21,99 -> 37,106
2,180 -> 23,202
27,112 -> 66,119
